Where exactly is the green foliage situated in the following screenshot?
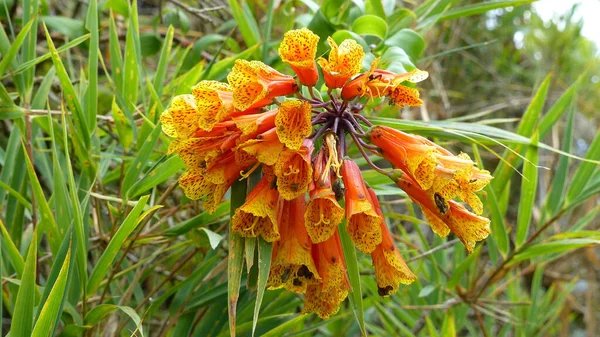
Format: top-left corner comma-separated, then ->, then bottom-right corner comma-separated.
0,1 -> 598,336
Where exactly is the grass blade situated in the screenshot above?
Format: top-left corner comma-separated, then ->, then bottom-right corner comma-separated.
338,219 -> 366,336
0,18 -> 35,77
228,180 -> 247,337
565,131 -> 600,205
515,130 -> 539,248
252,238 -> 273,336
84,0 -> 99,131
9,231 -> 37,337
86,195 -> 152,296
31,235 -> 72,337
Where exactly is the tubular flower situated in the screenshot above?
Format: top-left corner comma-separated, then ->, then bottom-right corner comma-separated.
231,175 -> 280,242
275,100 -> 313,150
393,172 -> 490,253
302,230 -> 350,318
304,142 -> 344,243
162,27 -> 494,319
268,196 -> 321,293
341,58 -> 428,102
317,37 -> 365,89
274,139 -> 314,200
227,59 -> 298,111
278,28 -> 320,86
341,160 -> 382,253
368,187 -> 416,296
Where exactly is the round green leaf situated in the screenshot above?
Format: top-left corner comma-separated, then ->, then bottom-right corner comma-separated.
385,28 -> 425,61
351,14 -> 388,40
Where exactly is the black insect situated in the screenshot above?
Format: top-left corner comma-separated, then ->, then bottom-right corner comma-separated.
434,193 -> 448,214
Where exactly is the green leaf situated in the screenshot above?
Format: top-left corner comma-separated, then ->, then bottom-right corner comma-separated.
86,195 -> 152,296
512,239 -> 600,263
228,180 -> 247,337
252,238 -> 273,337
122,2 -> 140,110
43,22 -> 90,149
0,219 -> 25,277
338,219 -> 366,336
565,131 -> 600,205
111,96 -> 134,150
542,101 -> 575,221
127,155 -> 184,198
122,125 -> 162,199
31,236 -> 71,337
43,16 -> 84,40
140,32 -> 163,57
21,140 -> 61,254
201,228 -> 224,250
384,29 -> 424,61
515,130 -> 539,248
0,18 -> 35,77
447,245 -> 481,288
153,25 -> 174,98
261,315 -> 308,337
492,75 -> 550,196
485,185 -> 509,257
84,305 -> 145,336
85,0 -> 99,131
352,14 -> 388,40
228,0 -> 261,48
108,10 -> 123,91
9,231 -> 37,337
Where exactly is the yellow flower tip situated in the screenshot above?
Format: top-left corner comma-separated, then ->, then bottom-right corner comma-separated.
178,169 -> 212,200
446,201 -> 491,253
387,85 -> 423,107
191,80 -> 234,131
302,231 -> 350,319
227,59 -> 298,111
274,140 -> 314,200
304,189 -> 345,243
279,28 -> 320,86
159,109 -> 177,138
275,100 -> 313,150
231,176 -> 280,241
319,37 -> 365,89
162,94 -> 200,138
203,182 -> 231,214
372,246 -> 417,297
268,197 -> 320,293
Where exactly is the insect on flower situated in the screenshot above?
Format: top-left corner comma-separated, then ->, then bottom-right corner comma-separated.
161,27 -> 493,318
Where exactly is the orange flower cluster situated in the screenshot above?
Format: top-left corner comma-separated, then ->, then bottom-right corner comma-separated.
161,27 -> 492,318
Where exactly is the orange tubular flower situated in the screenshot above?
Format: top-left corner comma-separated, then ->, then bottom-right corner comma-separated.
341,160 -> 382,253
393,172 -> 490,253
231,175 -> 280,242
302,229 -> 350,318
275,100 -> 313,150
278,28 -> 320,87
369,125 -> 440,190
368,187 -> 416,296
160,94 -> 201,138
304,144 -> 344,243
227,59 -> 298,111
341,58 -> 428,102
274,139 -> 314,200
317,37 -> 365,89
268,196 -> 320,293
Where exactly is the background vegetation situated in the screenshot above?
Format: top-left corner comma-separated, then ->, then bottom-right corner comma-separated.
0,0 -> 599,336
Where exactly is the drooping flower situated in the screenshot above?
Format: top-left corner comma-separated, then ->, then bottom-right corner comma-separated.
304,141 -> 344,243
236,128 -> 284,166
392,171 -> 490,253
268,196 -> 320,293
231,174 -> 280,242
367,187 -> 416,296
190,81 -> 235,131
317,37 -> 365,89
227,59 -> 298,111
302,229 -> 350,318
278,28 -> 320,86
160,94 -> 201,138
274,139 -> 314,200
341,159 -> 382,253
